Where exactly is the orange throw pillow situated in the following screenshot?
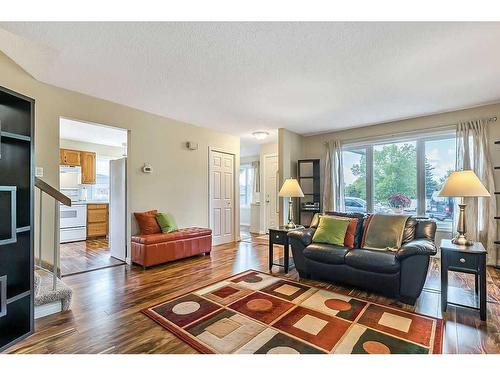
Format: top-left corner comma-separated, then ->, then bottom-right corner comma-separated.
344,218 -> 359,249
134,210 -> 161,235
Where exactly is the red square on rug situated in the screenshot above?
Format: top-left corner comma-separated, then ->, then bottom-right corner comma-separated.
272,306 -> 351,352
228,292 -> 294,324
151,293 -> 221,328
357,304 -> 435,347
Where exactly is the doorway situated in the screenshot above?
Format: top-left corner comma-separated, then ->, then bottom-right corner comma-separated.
209,149 -> 236,246
264,154 -> 279,231
58,118 -> 128,276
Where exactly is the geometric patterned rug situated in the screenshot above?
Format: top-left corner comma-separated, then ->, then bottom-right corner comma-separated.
143,270 -> 443,354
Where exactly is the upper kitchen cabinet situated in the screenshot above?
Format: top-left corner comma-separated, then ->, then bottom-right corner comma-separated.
80,151 -> 96,184
60,148 -> 81,166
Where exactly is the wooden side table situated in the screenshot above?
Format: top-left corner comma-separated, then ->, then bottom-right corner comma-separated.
440,239 -> 487,321
268,226 -> 303,273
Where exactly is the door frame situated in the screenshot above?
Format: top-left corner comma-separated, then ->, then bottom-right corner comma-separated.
262,153 -> 279,234
58,117 -> 130,267
208,147 -> 238,244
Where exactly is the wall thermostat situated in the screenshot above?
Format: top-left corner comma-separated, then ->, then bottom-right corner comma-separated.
186,141 -> 198,150
142,163 -> 153,173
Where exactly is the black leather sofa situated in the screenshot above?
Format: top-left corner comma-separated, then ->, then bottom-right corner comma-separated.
288,212 -> 437,305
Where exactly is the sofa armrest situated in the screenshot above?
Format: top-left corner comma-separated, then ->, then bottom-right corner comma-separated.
287,227 -> 316,247
396,239 -> 437,261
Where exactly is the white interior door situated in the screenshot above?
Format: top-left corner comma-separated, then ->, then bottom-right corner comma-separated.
210,150 -> 235,245
109,158 -> 127,261
264,154 -> 279,231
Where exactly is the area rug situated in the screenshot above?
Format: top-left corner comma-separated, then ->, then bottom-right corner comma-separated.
142,270 -> 443,354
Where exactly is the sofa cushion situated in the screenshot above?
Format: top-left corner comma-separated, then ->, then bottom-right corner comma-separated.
303,243 -> 350,265
344,248 -> 400,274
132,227 -> 212,245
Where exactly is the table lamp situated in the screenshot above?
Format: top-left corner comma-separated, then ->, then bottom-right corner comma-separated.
438,170 -> 490,246
279,179 -> 304,229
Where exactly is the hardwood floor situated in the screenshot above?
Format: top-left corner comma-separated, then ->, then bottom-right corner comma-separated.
7,234 -> 500,354
60,239 -> 125,276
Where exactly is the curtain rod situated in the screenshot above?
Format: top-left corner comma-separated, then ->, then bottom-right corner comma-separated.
324,115 -> 498,146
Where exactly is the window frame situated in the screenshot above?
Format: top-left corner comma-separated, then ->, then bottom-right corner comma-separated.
341,131 -> 456,232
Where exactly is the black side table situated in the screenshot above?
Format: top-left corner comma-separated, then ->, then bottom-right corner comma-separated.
440,239 -> 487,321
268,226 -> 303,273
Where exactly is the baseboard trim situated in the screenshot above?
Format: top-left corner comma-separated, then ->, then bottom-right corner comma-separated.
35,301 -> 62,319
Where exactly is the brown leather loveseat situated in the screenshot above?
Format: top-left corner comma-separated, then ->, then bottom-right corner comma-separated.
131,227 -> 212,268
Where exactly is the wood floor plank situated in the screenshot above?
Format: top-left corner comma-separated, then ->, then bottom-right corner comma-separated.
6,233 -> 500,354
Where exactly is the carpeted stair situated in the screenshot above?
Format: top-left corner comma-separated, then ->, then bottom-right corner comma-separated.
34,269 -> 73,319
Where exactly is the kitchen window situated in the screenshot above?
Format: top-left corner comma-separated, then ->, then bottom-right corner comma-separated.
342,132 -> 456,231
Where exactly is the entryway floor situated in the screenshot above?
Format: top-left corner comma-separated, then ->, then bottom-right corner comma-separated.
60,238 -> 125,276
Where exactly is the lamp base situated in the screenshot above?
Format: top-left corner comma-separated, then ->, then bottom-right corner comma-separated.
451,234 -> 474,246
284,222 -> 297,229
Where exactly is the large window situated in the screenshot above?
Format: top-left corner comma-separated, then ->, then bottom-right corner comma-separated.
239,164 -> 254,207
342,133 -> 456,231
343,148 -> 367,213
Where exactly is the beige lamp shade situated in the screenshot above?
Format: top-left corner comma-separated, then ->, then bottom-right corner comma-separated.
438,170 -> 490,197
278,179 -> 304,198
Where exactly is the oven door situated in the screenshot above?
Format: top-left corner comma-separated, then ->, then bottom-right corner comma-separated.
60,204 -> 87,229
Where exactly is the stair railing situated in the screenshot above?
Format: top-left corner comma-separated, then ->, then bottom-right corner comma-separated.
35,177 -> 71,290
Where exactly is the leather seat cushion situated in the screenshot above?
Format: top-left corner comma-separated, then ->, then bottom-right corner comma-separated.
132,227 -> 212,245
303,243 -> 350,265
345,248 -> 400,274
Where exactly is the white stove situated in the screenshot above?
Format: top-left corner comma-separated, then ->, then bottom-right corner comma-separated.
60,204 -> 87,243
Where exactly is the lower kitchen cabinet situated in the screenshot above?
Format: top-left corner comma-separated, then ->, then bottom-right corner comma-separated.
87,204 -> 108,238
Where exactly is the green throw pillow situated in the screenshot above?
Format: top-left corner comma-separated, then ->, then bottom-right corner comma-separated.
155,212 -> 178,233
312,216 -> 350,246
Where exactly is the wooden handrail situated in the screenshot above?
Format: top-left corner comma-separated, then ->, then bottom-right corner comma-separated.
35,177 -> 71,207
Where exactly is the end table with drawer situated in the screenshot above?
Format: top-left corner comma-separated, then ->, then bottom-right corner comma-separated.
268,226 -> 303,273
440,239 -> 487,321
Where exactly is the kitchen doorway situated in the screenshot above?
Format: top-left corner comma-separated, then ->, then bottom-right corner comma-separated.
58,118 -> 128,276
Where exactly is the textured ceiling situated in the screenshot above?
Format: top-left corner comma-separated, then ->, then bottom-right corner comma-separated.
2,22 -> 500,143
60,118 -> 127,147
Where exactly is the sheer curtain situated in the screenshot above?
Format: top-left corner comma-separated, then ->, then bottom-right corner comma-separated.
251,161 -> 260,193
455,119 -> 497,266
322,140 -> 345,212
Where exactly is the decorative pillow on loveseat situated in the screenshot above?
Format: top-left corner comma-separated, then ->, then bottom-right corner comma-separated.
312,216 -> 351,246
311,212 -> 364,248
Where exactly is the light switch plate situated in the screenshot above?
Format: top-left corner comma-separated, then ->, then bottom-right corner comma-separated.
35,167 -> 44,177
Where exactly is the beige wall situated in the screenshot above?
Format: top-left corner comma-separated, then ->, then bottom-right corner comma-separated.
278,128 -> 304,226
0,52 -> 240,263
59,139 -> 125,159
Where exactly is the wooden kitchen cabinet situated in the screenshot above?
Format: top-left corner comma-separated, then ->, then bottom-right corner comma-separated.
60,148 -> 81,166
81,151 -> 96,184
87,204 -> 108,238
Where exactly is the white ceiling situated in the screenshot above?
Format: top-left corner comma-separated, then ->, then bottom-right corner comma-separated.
60,118 -> 127,147
2,22 -> 500,146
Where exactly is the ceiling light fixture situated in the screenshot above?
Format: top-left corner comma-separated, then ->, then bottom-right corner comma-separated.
252,131 -> 269,140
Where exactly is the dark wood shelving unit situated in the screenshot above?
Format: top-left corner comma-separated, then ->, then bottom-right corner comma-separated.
297,159 -> 320,226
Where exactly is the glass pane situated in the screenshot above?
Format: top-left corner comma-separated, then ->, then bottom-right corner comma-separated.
373,141 -> 417,215
425,137 -> 456,231
342,148 -> 367,213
